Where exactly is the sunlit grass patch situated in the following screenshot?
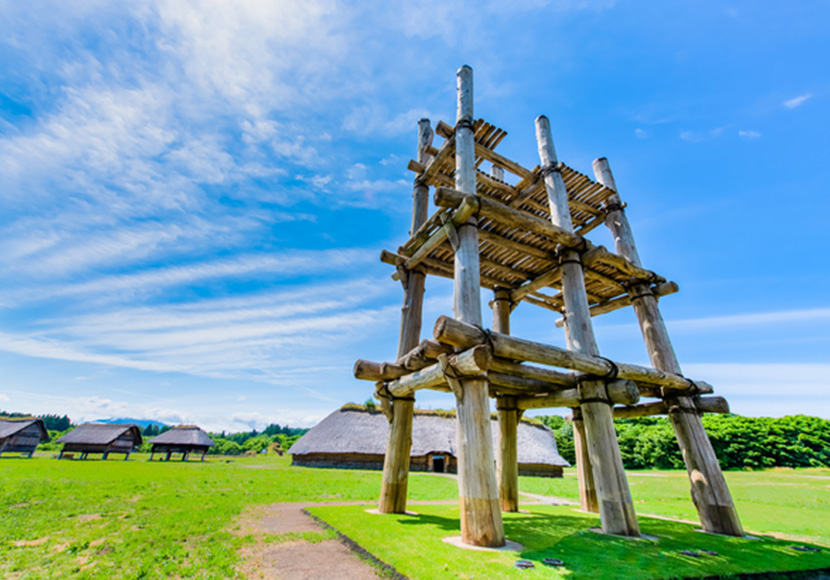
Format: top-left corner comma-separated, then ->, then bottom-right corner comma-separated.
307,503 -> 830,579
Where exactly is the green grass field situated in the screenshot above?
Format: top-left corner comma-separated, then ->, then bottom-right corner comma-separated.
1,454 -> 828,579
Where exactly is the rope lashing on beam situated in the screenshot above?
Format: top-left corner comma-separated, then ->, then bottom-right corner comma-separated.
455,118 -> 474,133
374,382 -> 394,422
438,353 -> 464,402
578,397 -> 613,406
666,404 -> 702,416
596,356 -> 620,380
627,283 -> 655,300
540,161 -> 565,178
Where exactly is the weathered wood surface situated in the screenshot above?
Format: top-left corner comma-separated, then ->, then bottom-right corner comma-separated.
492,287 -> 518,513
434,316 -> 709,394
379,119 -> 433,515
555,281 -> 678,327
453,65 -> 504,547
385,346 -> 492,397
536,116 -> 639,537
496,397 -> 519,512
570,409 -> 599,513
612,396 -> 730,419
516,379 -> 639,410
594,157 -> 742,537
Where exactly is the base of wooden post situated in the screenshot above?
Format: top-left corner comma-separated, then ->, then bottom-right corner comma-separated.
496,399 -> 519,513
668,400 -> 744,536
378,398 -> 415,514
571,408 -> 599,513
580,382 -> 640,537
456,377 -> 506,547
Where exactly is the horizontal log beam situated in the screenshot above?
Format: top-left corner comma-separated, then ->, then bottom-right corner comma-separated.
489,372 -> 559,395
387,346 -> 492,397
434,187 -> 586,251
588,245 -> 664,284
517,379 -> 640,410
613,396 -> 730,419
490,358 -> 577,388
353,360 -> 409,381
555,281 -> 679,327
474,142 -> 535,181
433,316 -> 709,393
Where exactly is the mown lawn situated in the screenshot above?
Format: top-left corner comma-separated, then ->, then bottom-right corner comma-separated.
0,454 -> 457,579
1,455 -> 828,579
519,467 -> 830,546
308,503 -> 830,580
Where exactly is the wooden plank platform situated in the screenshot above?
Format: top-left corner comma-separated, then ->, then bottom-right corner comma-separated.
397,118 -> 673,316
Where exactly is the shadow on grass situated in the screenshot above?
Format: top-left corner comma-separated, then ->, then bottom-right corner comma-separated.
379,506 -> 830,579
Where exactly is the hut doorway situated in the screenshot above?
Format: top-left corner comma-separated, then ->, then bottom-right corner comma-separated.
432,455 -> 445,473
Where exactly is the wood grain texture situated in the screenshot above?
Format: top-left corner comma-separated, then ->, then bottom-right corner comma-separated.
594,156 -> 742,537
379,120 -> 433,514
453,65 -> 504,547
536,116 -> 638,537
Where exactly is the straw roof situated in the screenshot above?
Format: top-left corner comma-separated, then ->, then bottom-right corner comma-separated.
149,426 -> 215,447
58,423 -> 142,445
0,418 -> 49,441
290,406 -> 568,466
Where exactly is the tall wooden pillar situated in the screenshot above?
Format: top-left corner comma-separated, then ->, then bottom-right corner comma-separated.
593,157 -> 743,536
378,119 -> 434,514
570,408 -> 599,512
536,116 -> 640,537
493,288 -> 519,512
453,65 -> 505,547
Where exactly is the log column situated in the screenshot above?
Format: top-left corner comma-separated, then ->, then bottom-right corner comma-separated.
593,157 -> 743,536
377,119 -> 434,514
536,116 -> 639,537
453,65 -> 505,547
570,408 -> 599,512
493,287 -> 519,512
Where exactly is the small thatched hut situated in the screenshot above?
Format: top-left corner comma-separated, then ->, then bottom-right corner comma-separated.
148,426 -> 215,461
0,418 -> 49,458
58,423 -> 142,460
290,405 -> 569,477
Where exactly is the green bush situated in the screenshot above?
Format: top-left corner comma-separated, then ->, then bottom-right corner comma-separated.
535,414 -> 830,470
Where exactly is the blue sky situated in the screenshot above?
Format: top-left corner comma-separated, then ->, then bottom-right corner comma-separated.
0,1 -> 828,431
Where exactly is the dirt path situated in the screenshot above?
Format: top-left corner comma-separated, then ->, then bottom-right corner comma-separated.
235,502 -> 382,580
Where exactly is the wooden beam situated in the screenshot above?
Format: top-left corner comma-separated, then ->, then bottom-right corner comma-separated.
613,396 -> 730,419
434,315 -> 707,394
594,156 -> 742,537
451,66 -> 505,548
404,195 -> 480,270
516,379 -> 639,410
555,281 -> 679,328
386,346 -> 492,397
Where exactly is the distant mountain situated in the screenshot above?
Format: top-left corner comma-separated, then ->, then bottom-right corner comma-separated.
92,418 -> 168,428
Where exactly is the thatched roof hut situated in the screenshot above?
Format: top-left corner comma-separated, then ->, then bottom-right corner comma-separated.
148,426 -> 215,461
58,423 -> 142,460
290,405 -> 569,477
0,418 -> 49,458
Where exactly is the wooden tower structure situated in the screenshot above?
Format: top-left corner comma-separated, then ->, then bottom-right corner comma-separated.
354,65 -> 742,547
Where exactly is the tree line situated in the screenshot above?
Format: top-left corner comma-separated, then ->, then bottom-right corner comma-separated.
1,411 -> 71,431
0,411 -> 308,456
538,414 -> 830,470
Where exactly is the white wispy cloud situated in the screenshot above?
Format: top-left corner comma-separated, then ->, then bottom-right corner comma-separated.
783,93 -> 813,109
669,307 -> 830,331
738,130 -> 761,140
